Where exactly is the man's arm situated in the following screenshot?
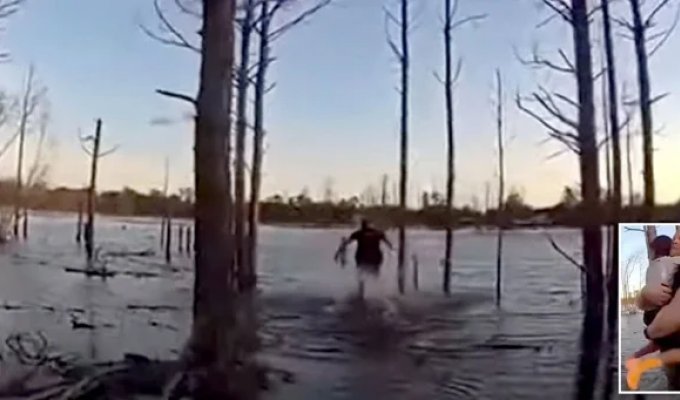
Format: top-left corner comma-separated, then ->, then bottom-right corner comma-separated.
637,283 -> 673,311
334,233 -> 357,264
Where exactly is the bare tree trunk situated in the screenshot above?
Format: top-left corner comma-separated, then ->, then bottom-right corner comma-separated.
76,201 -> 83,244
187,0 -> 237,384
600,39 -> 611,206
572,1 -> 604,398
165,214 -> 172,264
397,0 -> 410,294
160,216 -> 166,248
602,0 -> 623,396
14,67 -> 34,239
630,0 -> 655,219
644,224 -> 657,260
626,121 -> 634,206
187,226 -> 193,254
22,209 -> 27,239
442,0 -> 455,295
381,174 -> 389,206
495,69 -> 504,306
235,0 -> 255,291
179,225 -> 184,254
412,254 -> 419,290
246,0 -> 270,292
85,119 -> 102,263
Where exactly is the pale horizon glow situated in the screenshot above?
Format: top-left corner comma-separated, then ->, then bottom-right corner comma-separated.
0,1 -> 679,207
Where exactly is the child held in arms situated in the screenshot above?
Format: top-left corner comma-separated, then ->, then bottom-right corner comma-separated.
626,235 -> 680,390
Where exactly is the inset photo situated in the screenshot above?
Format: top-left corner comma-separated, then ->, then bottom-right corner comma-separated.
620,223 -> 680,394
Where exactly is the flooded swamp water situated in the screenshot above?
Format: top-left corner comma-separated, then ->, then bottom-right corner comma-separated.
0,213 -> 592,399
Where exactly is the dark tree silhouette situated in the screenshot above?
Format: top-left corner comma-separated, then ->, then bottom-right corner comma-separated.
438,0 -> 485,294
517,1 -> 604,397
79,120 -> 118,263
615,0 -> 680,219
386,0 -> 410,294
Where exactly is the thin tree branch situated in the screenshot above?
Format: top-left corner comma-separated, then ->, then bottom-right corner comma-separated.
514,45 -> 575,74
536,12 -> 559,29
648,4 -> 680,57
0,130 -> 18,160
645,0 -> 673,28
0,0 -> 21,19
544,232 -> 587,274
99,145 -> 120,158
613,16 -> 635,31
650,92 -> 669,105
79,141 -> 93,157
516,93 -> 580,153
450,14 -> 487,30
156,89 -> 197,106
553,91 -> 579,108
270,0 -> 331,41
534,86 -> 578,128
174,0 -> 201,18
541,0 -> 572,22
140,0 -> 200,53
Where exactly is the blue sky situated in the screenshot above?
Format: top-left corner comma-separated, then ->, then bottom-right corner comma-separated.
620,224 -> 679,295
1,0 -> 680,207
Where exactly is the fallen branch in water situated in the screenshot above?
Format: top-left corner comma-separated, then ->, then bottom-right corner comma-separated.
0,332 -> 295,399
105,249 -> 155,258
64,267 -> 117,278
542,231 -> 586,274
120,270 -> 160,279
127,305 -> 180,312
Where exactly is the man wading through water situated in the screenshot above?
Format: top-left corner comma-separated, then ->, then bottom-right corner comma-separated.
334,219 -> 393,298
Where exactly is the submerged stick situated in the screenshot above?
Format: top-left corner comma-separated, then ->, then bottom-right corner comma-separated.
165,216 -> 172,264
185,227 -> 192,254
160,217 -> 166,249
412,254 -> 419,291
178,226 -> 184,254
76,202 -> 83,244
22,208 -> 28,239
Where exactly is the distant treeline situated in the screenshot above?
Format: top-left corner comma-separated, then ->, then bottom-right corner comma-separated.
1,180 -> 679,227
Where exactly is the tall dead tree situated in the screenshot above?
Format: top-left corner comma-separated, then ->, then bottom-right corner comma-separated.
517,1 -> 603,397
245,0 -> 331,291
234,0 -> 255,290
13,66 -> 41,239
76,201 -> 83,244
163,157 -> 172,264
147,0 -> 241,389
386,0 -> 410,294
644,224 -> 657,260
442,0 -> 456,295
438,0 -> 485,294
495,69 -> 505,306
625,109 -> 635,207
192,0 -> 238,383
79,120 -> 117,263
616,0 -> 679,219
601,0 -> 623,396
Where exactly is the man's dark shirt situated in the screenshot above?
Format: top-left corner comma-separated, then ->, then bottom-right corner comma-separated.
349,227 -> 385,267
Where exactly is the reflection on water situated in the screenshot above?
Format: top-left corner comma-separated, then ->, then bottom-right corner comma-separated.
0,213 -> 585,399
